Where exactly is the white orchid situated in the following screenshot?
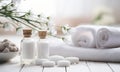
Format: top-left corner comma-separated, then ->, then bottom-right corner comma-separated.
93,6 -> 116,25
61,24 -> 71,35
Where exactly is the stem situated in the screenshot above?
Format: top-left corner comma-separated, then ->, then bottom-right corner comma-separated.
11,17 -> 39,31
12,15 -> 43,30
0,11 -> 42,30
0,3 -> 49,32
15,16 -> 42,24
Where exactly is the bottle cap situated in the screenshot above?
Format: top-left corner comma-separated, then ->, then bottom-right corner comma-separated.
23,29 -> 32,37
38,30 -> 47,39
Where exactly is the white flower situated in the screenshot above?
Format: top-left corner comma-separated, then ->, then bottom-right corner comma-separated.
93,6 -> 113,18
95,15 -> 116,25
93,6 -> 116,25
61,24 -> 71,35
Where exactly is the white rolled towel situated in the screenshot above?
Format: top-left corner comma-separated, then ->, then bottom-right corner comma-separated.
71,25 -> 100,48
96,27 -> 120,48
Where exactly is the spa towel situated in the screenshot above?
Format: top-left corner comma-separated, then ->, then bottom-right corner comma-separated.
50,44 -> 120,62
72,25 -> 120,48
71,25 -> 100,48
96,27 -> 120,48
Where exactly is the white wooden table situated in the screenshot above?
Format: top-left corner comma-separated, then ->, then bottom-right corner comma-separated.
0,58 -> 120,72
0,35 -> 120,72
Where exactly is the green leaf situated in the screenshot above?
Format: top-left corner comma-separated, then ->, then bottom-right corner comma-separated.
47,28 -> 49,30
94,13 -> 104,21
61,37 -> 65,41
37,14 -> 41,17
16,27 -> 22,31
63,26 -> 66,30
27,11 -> 31,15
67,28 -> 70,31
10,3 -> 14,7
45,22 -> 48,26
47,16 -> 50,20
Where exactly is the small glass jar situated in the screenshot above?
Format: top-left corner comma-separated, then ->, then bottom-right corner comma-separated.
20,29 -> 35,65
37,30 -> 49,59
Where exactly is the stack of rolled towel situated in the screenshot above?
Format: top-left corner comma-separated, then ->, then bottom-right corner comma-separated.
50,25 -> 120,62
71,25 -> 120,48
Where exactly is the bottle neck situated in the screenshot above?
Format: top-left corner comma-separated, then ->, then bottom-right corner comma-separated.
23,36 -> 31,39
39,38 -> 45,40
21,36 -> 32,42
39,36 -> 46,39
38,37 -> 47,41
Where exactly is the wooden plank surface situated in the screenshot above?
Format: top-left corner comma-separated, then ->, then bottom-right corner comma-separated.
1,61 -> 120,72
87,61 -> 113,72
67,61 -> 90,72
0,56 -> 21,72
21,65 -> 43,72
43,67 -> 65,72
0,62 -> 21,72
108,62 -> 120,72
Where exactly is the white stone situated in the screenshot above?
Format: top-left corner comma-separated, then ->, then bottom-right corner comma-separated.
42,60 -> 55,67
2,48 -> 9,53
49,55 -> 64,63
57,60 -> 70,67
65,57 -> 79,64
35,59 -> 49,65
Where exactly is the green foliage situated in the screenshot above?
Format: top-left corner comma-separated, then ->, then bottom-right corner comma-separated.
0,0 -> 71,41
0,1 -> 50,31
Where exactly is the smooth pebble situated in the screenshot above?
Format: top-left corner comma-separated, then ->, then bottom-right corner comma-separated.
57,60 -> 70,67
49,55 -> 64,63
0,43 -> 5,52
2,48 -> 9,53
35,59 -> 49,65
2,39 -> 9,42
0,39 -> 18,52
65,57 -> 79,64
42,60 -> 55,67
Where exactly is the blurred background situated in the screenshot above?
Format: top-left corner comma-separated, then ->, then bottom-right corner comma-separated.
17,0 -> 120,26
0,0 -> 120,34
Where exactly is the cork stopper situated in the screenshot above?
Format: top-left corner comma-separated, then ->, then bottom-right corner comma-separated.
23,29 -> 32,37
38,30 -> 47,39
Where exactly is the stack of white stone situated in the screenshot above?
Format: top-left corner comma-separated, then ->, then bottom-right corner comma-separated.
35,55 -> 79,67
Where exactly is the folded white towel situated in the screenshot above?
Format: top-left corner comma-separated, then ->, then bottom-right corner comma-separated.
96,27 -> 120,48
50,44 -> 120,62
71,25 -> 100,48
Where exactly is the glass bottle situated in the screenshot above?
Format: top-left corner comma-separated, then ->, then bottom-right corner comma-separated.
37,30 -> 49,59
20,29 -> 35,65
